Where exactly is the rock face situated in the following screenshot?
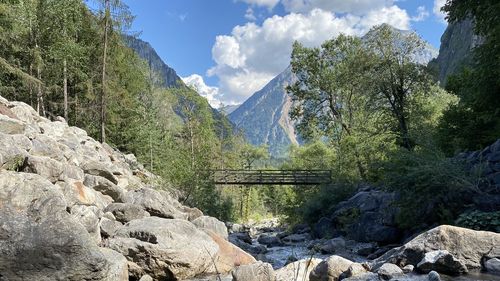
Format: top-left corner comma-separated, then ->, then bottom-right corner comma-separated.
275,258 -> 322,281
309,255 -> 354,281
193,215 -> 229,240
372,225 -> 500,274
0,95 -> 253,280
232,261 -> 276,281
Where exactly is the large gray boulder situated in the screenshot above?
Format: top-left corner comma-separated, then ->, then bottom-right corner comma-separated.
0,171 -> 117,280
0,113 -> 26,134
124,187 -> 187,219
84,174 -> 125,202
372,225 -> 500,273
107,217 -> 219,280
192,215 -> 229,240
104,202 -> 150,223
232,261 -> 276,281
309,255 -> 354,281
376,263 -> 403,280
275,258 -> 322,281
416,250 -> 468,274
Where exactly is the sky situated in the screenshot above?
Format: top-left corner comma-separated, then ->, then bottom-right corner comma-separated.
120,0 -> 448,108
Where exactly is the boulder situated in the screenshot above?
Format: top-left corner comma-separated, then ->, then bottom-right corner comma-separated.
372,225 -> 500,271
100,248 -> 128,281
309,255 -> 354,281
416,250 -> 468,275
428,271 -> 441,281
341,272 -> 379,281
70,205 -> 102,243
100,217 -> 123,238
485,258 -> 500,275
192,215 -> 229,240
124,187 -> 188,220
104,203 -> 150,223
275,258 -> 322,281
376,263 -> 403,280
205,230 -> 256,273
282,233 -> 311,244
342,263 -> 368,279
23,155 -> 64,183
231,232 -> 253,244
320,237 -> 346,254
107,217 -> 219,280
258,233 -> 284,247
313,217 -> 333,238
81,160 -> 118,184
402,264 -> 414,273
0,113 -> 25,134
84,174 -> 125,202
0,171 -> 116,280
232,261 -> 276,281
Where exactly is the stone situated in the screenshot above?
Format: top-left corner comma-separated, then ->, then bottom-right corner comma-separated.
376,263 -> 403,280
313,217 -> 333,238
402,264 -> 414,273
232,261 -> 276,281
205,230 -> 256,273
124,187 -> 188,220
231,232 -> 253,244
309,255 -> 354,281
192,215 -> 229,240
275,258 -> 322,281
107,217 -> 219,280
81,160 -> 118,184
282,233 -> 311,244
100,217 -> 123,238
372,225 -> 500,272
183,206 -> 204,221
23,155 -> 64,183
0,113 -> 25,134
139,275 -> 154,281
428,271 -> 441,281
416,250 -> 468,275
0,171 -> 116,280
70,205 -> 102,243
320,237 -> 346,254
485,258 -> 500,274
343,263 -> 368,279
100,248 -> 129,281
84,174 -> 125,202
104,203 -> 150,223
341,272 -> 379,281
258,233 -> 284,247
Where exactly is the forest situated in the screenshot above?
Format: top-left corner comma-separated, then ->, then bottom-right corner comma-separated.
0,0 -> 498,234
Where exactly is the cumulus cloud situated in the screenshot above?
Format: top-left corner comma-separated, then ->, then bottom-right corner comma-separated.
433,0 -> 447,23
412,6 -> 429,22
182,74 -> 224,108
209,6 -> 411,103
238,0 -> 280,10
281,0 -> 393,15
245,7 -> 257,21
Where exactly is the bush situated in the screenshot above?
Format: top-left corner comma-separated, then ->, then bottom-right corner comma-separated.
455,211 -> 500,232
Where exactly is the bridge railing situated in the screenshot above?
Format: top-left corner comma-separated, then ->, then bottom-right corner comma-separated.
210,169 -> 332,185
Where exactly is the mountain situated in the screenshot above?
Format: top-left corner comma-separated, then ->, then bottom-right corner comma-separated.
229,67 -> 299,157
123,35 -> 184,88
428,19 -> 482,85
230,27 -> 438,157
219,104 -> 240,115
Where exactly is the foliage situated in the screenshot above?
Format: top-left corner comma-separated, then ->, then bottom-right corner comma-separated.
455,211 -> 500,232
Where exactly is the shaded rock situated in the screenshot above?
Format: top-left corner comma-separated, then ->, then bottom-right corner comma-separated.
232,261 -> 276,281
313,217 -> 333,238
416,250 -> 468,275
205,230 -> 256,273
84,174 -> 125,202
104,203 -> 150,223
100,248 -> 128,281
402,264 -> 414,273
258,233 -> 284,247
139,275 -> 153,281
100,217 -> 123,238
0,171 -> 115,280
485,258 -> 500,275
376,263 -> 403,280
231,232 -> 252,244
124,187 -> 187,220
192,215 -> 229,240
341,272 -> 379,281
70,205 -> 102,243
343,263 -> 368,279
275,258 -> 322,281
428,271 -> 441,281
309,255 -> 354,281
81,160 -> 118,184
24,155 -> 64,183
282,233 -> 311,244
372,225 -> 500,271
108,217 -> 218,280
320,237 -> 346,254
183,206 -> 204,221
229,235 -> 267,255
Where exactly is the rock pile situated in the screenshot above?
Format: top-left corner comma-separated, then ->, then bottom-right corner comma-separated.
0,96 -> 254,280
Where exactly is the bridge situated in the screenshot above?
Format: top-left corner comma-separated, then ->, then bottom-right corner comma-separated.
210,170 -> 332,185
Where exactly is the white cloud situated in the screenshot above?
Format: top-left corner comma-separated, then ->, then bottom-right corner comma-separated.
179,13 -> 188,22
281,0 -> 393,15
433,0 -> 447,23
238,0 -> 280,10
245,7 -> 257,21
209,7 -> 411,104
182,74 -> 224,108
412,6 -> 429,22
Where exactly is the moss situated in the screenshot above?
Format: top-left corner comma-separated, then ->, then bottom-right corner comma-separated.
2,155 -> 26,172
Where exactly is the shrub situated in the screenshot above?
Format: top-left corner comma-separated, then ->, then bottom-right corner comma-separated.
455,211 -> 500,232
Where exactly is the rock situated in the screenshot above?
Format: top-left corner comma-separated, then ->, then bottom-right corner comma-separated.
70,205 -> 102,243
124,187 -> 188,220
0,113 -> 25,134
232,261 -> 276,281
100,248 -> 128,281
192,215 -> 229,240
292,223 -> 312,234
356,244 -> 376,256
139,275 -> 154,281
309,255 -> 354,281
275,258 -> 322,281
231,232 -> 253,244
343,263 -> 368,279
108,217 -> 218,280
258,233 -> 284,247
416,250 -> 468,275
313,217 -> 333,238
372,225 -> 500,271
485,258 -> 500,274
228,222 -> 246,233
0,171 -> 116,280
229,235 -> 268,255
282,233 -> 311,244
183,206 -> 204,221
320,237 -> 346,254
341,272 -> 379,281
428,271 -> 441,281
205,230 -> 256,273
81,160 -> 118,184
100,217 -> 123,238
376,263 -> 403,280
23,155 -> 64,183
84,174 -> 125,202
104,203 -> 150,223
402,264 -> 414,273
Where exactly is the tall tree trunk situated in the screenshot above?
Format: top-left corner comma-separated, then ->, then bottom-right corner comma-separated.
36,64 -> 44,116
398,115 -> 413,150
29,64 -> 33,107
63,59 -> 68,122
100,0 -> 110,143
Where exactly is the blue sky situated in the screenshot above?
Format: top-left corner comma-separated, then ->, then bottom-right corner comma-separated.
120,0 -> 448,107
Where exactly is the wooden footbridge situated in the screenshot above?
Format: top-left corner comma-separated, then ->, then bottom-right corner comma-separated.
210,170 -> 332,185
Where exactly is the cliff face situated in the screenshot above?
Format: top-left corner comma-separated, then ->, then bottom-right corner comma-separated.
428,19 -> 482,85
0,95 -> 253,280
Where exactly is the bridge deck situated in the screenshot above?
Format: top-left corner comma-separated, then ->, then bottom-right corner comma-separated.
211,170 -> 331,185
